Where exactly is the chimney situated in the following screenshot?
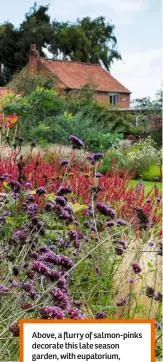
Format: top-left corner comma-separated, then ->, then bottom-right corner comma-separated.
29,44 -> 39,72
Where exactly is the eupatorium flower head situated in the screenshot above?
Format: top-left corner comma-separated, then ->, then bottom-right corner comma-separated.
40,306 -> 65,319
132,262 -> 142,274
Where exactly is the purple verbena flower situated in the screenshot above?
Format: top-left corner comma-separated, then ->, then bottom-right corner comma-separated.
3,210 -> 11,217
55,196 -> 67,206
9,180 -> 21,193
27,204 -> 38,213
106,220 -> 116,227
155,322 -> 162,330
95,312 -> 107,319
115,246 -> 124,256
11,280 -> 19,288
93,153 -> 104,161
117,219 -> 127,226
116,298 -> 126,307
84,206 -> 93,216
24,182 -> 32,188
60,160 -> 68,166
3,173 -> 11,178
154,292 -> 162,302
146,198 -> 151,203
57,186 -> 72,196
87,153 -> 103,163
45,202 -> 55,212
11,193 -> 20,200
25,194 -> 35,202
128,278 -> 136,283
12,230 -> 26,243
36,186 -> 47,196
69,135 -> 84,149
0,284 -> 9,293
65,205 -> 73,214
96,202 -> 117,218
96,172 -> 103,178
148,240 -> 154,247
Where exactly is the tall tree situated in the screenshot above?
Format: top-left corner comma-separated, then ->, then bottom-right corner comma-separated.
50,16 -> 121,70
0,3 -> 53,85
0,22 -> 19,85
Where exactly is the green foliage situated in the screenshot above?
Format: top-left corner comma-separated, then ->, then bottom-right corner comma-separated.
150,129 -> 162,147
0,4 -> 53,85
143,164 -> 162,181
123,137 -> 160,177
8,72 -> 55,95
50,16 -> 121,70
98,148 -> 124,173
3,88 -> 162,153
4,88 -> 126,150
131,90 -> 162,108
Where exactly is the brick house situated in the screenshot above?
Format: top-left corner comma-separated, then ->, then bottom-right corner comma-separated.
4,44 -> 131,107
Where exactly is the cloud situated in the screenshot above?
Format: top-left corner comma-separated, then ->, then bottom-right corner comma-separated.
111,48 -> 162,99
49,0 -> 150,23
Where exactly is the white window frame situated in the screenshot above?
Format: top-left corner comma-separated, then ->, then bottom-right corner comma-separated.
109,93 -> 118,105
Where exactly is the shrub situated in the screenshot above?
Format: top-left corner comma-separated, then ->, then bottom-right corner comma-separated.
87,132 -> 123,152
123,137 -> 160,177
98,148 -> 125,173
143,164 -> 162,181
98,138 -> 161,179
7,72 -> 55,95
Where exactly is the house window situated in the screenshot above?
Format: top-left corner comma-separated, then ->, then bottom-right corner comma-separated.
109,93 -> 118,105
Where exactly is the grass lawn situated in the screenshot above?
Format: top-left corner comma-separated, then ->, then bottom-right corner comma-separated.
129,180 -> 162,192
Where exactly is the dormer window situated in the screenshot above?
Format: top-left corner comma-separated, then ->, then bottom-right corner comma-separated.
109,93 -> 118,105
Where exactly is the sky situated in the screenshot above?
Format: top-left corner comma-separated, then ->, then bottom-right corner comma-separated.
0,0 -> 162,100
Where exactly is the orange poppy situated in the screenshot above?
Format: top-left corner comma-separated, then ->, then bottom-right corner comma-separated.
0,113 -> 18,124
6,113 -> 18,124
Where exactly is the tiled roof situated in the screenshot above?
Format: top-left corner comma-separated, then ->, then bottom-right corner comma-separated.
39,58 -> 130,93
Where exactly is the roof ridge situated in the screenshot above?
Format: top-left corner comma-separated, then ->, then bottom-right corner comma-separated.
39,57 -> 102,67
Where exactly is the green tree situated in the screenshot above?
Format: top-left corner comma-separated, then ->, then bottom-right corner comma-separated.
0,3 -> 53,85
0,22 -> 20,85
50,16 -> 121,70
132,90 -> 162,108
